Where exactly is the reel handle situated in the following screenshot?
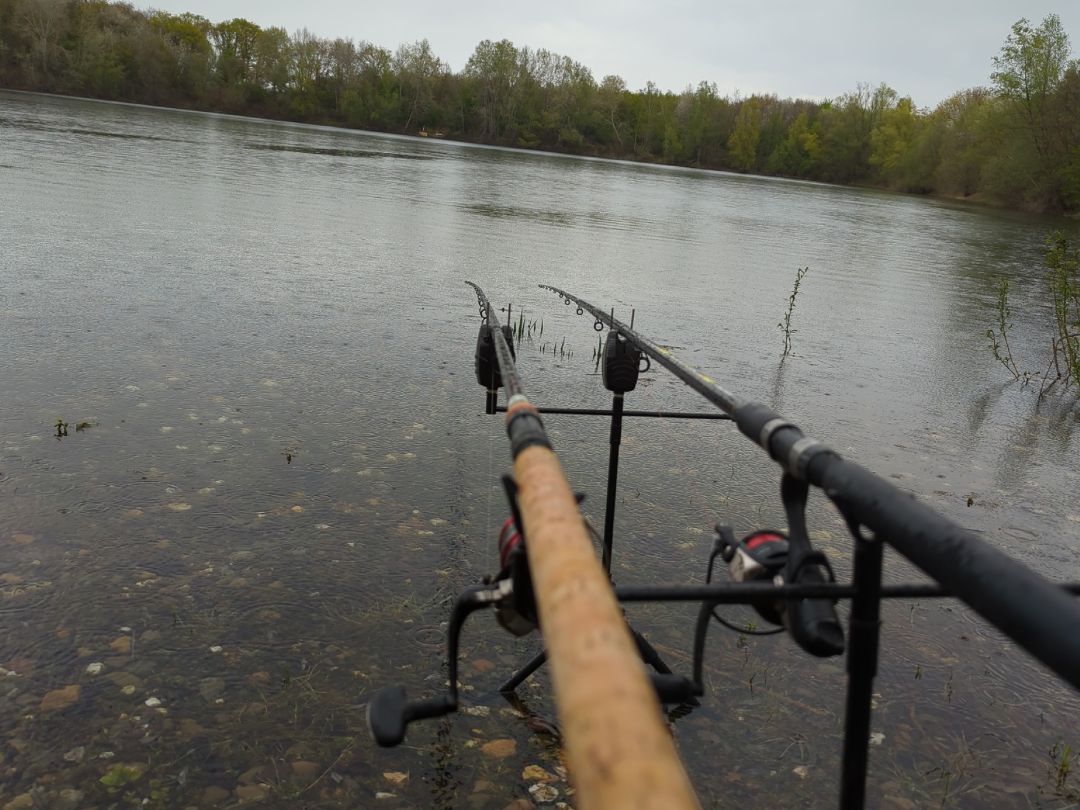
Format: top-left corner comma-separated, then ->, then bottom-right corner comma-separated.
367,687 -> 456,747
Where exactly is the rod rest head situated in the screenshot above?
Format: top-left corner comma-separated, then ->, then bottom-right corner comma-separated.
602,331 -> 642,393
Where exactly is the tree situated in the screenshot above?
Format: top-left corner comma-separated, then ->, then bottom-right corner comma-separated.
597,73 -> 627,149
869,96 -> 920,188
727,97 -> 762,171
991,14 -> 1076,158
210,17 -> 260,89
17,0 -> 66,85
464,38 -> 520,140
393,38 -> 445,131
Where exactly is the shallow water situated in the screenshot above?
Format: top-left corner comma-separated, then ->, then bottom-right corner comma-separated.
1,90 -> 1079,808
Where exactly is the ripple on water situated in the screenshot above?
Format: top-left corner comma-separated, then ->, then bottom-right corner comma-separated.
412,625 -> 444,648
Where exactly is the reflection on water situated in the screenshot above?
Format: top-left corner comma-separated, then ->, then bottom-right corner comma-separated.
1,89 -> 1079,808
246,142 -> 435,160
464,202 -> 573,227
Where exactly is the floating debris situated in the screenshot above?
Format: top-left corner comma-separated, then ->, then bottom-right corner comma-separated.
85,662 -> 104,676
144,696 -> 162,708
166,502 -> 192,512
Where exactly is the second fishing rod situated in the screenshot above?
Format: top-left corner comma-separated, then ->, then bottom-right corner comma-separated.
538,282 -> 1080,694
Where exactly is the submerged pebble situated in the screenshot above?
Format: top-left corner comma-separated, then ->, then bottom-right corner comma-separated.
481,739 -> 516,758
523,765 -> 555,782
383,771 -> 408,787
529,783 -> 560,802
40,684 -> 80,711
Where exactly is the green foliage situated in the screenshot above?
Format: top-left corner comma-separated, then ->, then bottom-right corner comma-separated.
728,97 -> 762,171
0,5 -> 1077,214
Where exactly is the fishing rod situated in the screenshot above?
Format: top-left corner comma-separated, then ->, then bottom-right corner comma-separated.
369,283 -> 699,809
369,283 -> 1080,809
539,283 -> 1080,691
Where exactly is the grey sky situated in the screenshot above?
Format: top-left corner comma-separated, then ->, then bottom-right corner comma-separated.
146,0 -> 1077,108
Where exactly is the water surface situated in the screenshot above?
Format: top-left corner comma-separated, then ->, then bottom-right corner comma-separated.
2,90 -> 1079,808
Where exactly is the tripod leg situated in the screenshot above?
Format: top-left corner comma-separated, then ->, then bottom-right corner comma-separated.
631,628 -> 700,706
631,628 -> 673,674
498,649 -> 547,694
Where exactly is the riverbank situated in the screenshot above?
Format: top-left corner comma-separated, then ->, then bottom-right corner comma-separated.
4,87 -> 1074,222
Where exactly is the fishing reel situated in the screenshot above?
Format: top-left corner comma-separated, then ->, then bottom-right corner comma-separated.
704,475 -> 845,658
713,527 -> 790,625
367,478 -> 539,747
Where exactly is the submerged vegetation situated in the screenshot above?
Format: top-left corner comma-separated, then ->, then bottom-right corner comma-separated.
1,3 -> 1079,213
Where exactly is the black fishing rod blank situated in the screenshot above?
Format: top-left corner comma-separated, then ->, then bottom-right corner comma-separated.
538,283 -> 1080,809
539,283 -> 1080,692
539,284 -> 745,413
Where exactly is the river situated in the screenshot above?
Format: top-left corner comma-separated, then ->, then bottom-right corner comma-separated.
1,90 -> 1079,808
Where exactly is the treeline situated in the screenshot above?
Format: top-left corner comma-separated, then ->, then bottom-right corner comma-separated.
2,1 -> 1079,214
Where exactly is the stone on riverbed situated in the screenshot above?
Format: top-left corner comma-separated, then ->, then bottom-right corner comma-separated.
40,684 -> 80,712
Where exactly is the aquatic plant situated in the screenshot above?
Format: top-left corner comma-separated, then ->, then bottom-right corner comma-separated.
778,267 -> 809,358
991,233 -> 1080,398
986,278 -> 1022,380
1051,741 -> 1073,794
1046,232 -> 1080,391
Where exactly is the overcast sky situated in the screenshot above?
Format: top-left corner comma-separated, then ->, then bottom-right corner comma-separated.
145,0 -> 1077,108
